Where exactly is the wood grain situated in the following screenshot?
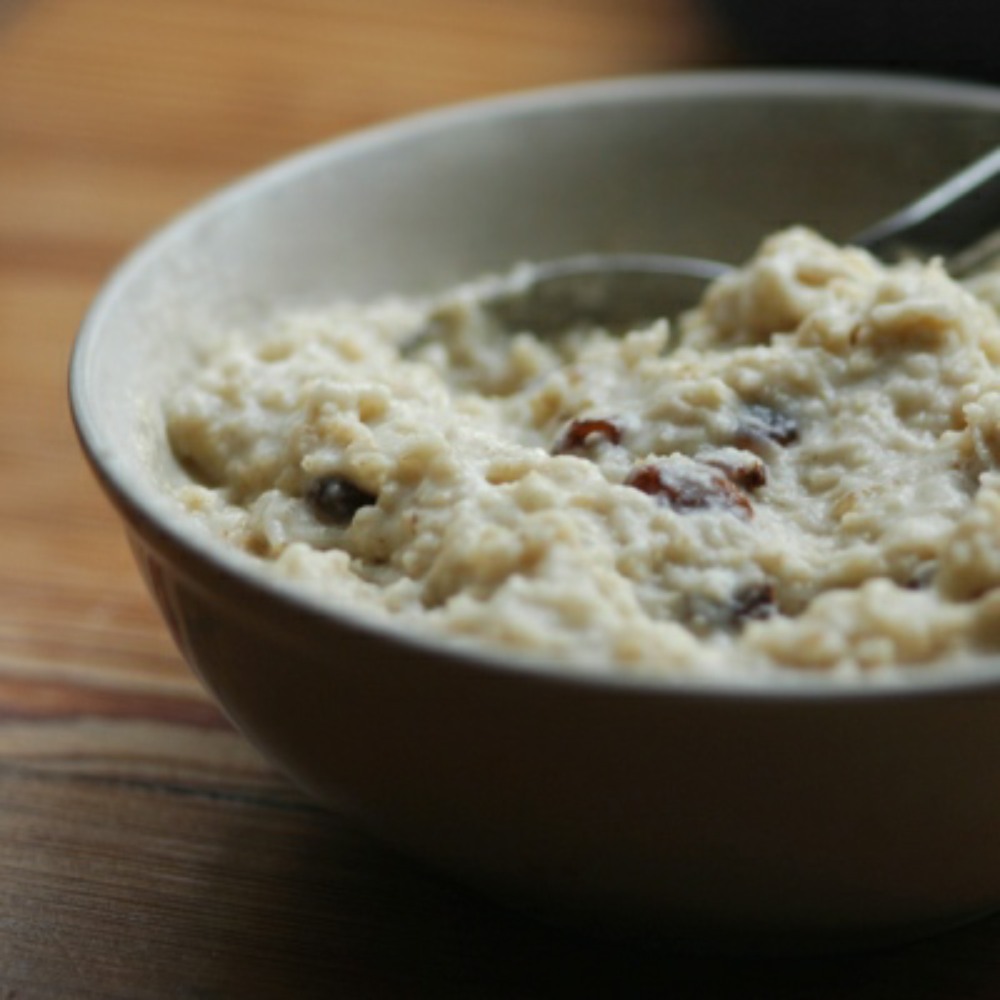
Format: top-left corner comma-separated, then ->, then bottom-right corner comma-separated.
4,0 -> 1000,995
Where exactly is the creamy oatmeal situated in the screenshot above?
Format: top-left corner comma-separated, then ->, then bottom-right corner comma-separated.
165,228 -> 1000,679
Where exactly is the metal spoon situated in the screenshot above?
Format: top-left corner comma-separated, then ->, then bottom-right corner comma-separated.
422,144 -> 1000,339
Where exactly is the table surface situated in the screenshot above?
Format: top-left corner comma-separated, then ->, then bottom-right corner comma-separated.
5,1 -> 1000,995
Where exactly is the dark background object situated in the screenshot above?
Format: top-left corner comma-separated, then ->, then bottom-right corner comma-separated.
709,0 -> 1000,83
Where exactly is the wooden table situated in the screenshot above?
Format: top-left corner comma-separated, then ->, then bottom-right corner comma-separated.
4,1 -> 1000,994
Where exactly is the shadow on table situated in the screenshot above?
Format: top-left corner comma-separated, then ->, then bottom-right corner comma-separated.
26,759 -> 988,999
200,808 -> 1000,999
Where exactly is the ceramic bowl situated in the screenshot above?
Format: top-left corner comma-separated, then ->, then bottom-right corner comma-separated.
71,72 -> 1000,951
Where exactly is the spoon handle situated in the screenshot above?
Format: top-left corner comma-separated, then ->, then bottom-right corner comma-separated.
852,145 -> 1000,274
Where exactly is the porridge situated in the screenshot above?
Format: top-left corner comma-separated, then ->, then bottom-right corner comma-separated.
165,228 -> 1000,680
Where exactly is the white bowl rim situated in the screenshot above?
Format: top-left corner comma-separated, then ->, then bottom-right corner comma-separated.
71,68 -> 1000,702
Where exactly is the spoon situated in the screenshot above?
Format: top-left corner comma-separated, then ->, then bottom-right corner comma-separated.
426,144 -> 1000,338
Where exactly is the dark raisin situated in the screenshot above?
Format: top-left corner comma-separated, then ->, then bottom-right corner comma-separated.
625,462 -> 753,518
553,417 -> 623,455
685,582 -> 775,634
733,404 -> 799,453
904,564 -> 937,590
731,582 -> 776,624
306,474 -> 377,525
700,452 -> 767,491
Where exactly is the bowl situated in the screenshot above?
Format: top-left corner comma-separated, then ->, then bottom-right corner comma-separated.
71,72 -> 1000,952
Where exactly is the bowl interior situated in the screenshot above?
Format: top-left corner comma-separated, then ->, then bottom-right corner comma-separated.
73,71 -> 1000,641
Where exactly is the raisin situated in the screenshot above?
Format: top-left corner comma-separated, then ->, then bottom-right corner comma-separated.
904,564 -> 937,590
553,417 -> 623,455
306,474 -> 377,525
686,581 -> 776,634
733,404 -> 799,453
625,462 -> 753,518
731,582 -> 776,624
700,451 -> 767,491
